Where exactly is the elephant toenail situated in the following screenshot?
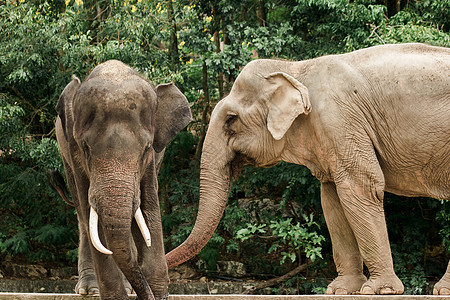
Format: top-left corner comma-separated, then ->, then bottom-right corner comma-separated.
335,288 -> 348,295
360,286 -> 375,295
380,287 -> 394,294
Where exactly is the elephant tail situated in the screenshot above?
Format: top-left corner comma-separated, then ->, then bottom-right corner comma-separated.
49,169 -> 74,207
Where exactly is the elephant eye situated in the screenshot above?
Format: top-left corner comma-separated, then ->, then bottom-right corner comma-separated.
81,141 -> 91,163
224,112 -> 238,137
142,143 -> 152,163
143,143 -> 152,156
225,112 -> 238,126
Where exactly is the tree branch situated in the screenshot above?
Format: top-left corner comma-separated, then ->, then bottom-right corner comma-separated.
243,260 -> 310,294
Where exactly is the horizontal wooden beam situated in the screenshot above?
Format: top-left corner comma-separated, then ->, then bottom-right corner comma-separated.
1,293 -> 449,300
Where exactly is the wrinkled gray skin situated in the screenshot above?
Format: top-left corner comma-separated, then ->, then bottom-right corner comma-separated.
56,60 -> 191,300
166,44 -> 450,295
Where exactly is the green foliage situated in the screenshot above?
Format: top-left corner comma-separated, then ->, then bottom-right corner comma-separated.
386,196 -> 447,294
237,214 -> 325,265
236,223 -> 266,241
1,230 -> 30,256
0,0 -> 448,294
269,215 -> 325,263
437,200 -> 450,252
0,95 -> 25,140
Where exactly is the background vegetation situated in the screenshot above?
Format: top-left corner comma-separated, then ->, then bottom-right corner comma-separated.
1,0 -> 449,294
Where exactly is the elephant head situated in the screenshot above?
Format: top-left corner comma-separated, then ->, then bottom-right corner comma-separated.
166,60 -> 311,268
57,60 -> 191,299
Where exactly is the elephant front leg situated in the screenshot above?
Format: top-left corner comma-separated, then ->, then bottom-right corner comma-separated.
434,261 -> 450,295
336,175 -> 403,295
321,182 -> 366,295
75,223 -> 98,295
134,163 -> 169,300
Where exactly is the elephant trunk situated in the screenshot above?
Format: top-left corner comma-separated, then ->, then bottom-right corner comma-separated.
166,127 -> 233,269
90,176 -> 154,299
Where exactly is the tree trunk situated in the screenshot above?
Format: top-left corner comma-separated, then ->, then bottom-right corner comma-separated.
194,62 -> 210,169
222,18 -> 235,87
257,0 -> 267,27
396,0 -> 401,14
167,0 -> 179,71
214,30 -> 224,99
384,0 -> 403,17
85,0 -> 111,45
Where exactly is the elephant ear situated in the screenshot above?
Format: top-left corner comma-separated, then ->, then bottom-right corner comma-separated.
153,83 -> 192,153
265,72 -> 311,140
56,75 -> 81,139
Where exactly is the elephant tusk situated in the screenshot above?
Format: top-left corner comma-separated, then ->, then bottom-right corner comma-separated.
89,207 -> 113,255
135,207 -> 151,247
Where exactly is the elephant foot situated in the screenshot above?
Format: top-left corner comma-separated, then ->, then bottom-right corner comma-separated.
360,273 -> 404,295
75,269 -> 133,295
75,271 -> 99,295
433,274 -> 450,295
325,274 -> 367,295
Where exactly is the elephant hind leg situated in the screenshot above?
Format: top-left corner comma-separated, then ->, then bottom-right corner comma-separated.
321,182 -> 367,295
434,261 -> 450,295
337,177 -> 404,295
335,178 -> 403,294
333,137 -> 403,294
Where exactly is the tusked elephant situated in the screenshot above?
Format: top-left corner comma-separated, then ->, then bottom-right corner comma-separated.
165,43 -> 450,295
55,60 -> 192,300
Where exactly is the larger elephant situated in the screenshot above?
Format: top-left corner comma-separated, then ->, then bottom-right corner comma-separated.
166,43 -> 450,295
56,60 -> 191,300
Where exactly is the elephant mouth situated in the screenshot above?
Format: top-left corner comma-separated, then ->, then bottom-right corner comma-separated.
230,152 -> 255,180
